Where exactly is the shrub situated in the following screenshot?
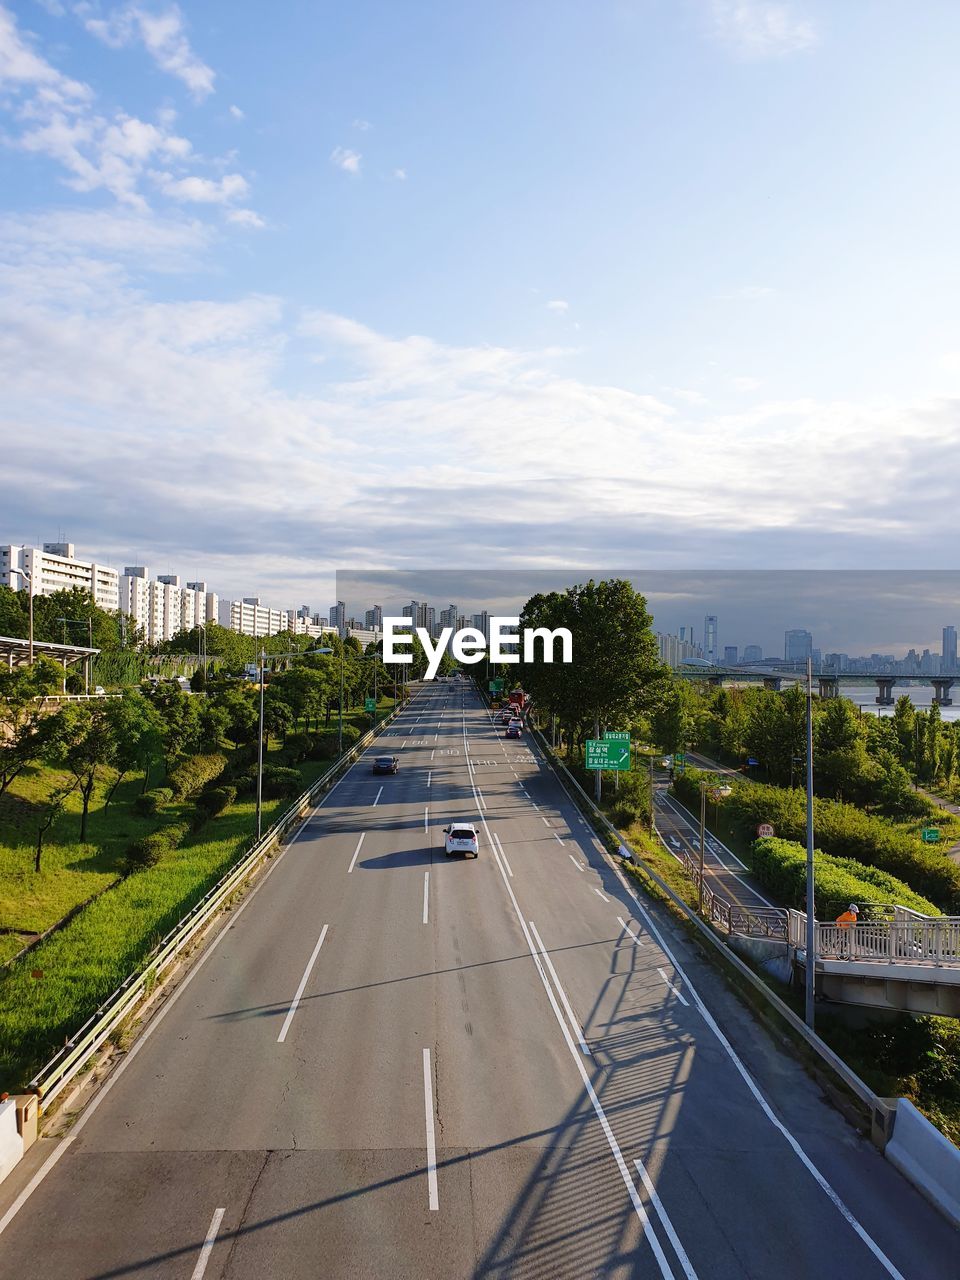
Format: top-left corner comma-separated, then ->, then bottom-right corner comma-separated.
674,769 -> 960,913
167,753 -> 227,801
195,785 -> 237,819
750,837 -> 938,917
133,787 -> 173,817
282,733 -> 314,764
123,822 -> 190,873
309,734 -> 340,761
260,766 -> 303,800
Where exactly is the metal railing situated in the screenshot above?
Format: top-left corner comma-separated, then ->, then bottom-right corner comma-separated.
788,909 -> 960,967
26,694 -> 418,1111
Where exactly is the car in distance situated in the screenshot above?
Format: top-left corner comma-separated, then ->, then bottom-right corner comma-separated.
505,721 -> 522,739
498,709 -> 514,724
372,755 -> 399,774
443,823 -> 479,857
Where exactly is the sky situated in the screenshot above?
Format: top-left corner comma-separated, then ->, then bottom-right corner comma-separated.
2,0 -> 960,621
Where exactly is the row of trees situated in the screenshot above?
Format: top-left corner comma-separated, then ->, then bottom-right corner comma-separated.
653,681 -> 960,815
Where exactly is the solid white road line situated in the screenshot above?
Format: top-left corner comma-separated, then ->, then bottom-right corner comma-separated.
277,925 -> 329,1043
528,920 -> 591,1055
540,815 -> 550,826
606,864 -> 909,1280
493,832 -> 513,876
190,1207 -> 226,1280
657,967 -> 689,1006
430,748 -> 435,761
423,872 -> 430,925
424,805 -> 429,832
372,786 -> 383,807
633,1160 -> 700,1280
422,1048 -> 440,1211
427,770 -> 432,787
568,854 -> 583,870
347,832 -> 366,873
593,887 -> 609,903
617,916 -> 644,947
553,832 -> 565,845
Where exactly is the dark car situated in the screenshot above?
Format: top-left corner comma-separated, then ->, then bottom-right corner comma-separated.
505,722 -> 522,739
372,755 -> 399,774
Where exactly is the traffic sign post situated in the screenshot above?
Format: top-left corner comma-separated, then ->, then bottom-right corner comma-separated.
921,827 -> 941,843
585,739 -> 630,771
757,823 -> 775,839
489,678 -> 504,694
604,731 -> 631,790
364,696 -> 377,714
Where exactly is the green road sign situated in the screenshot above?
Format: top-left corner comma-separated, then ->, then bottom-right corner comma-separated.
921,827 -> 941,843
364,697 -> 376,713
604,731 -> 630,743
586,738 -> 630,771
489,678 -> 504,693
674,752 -> 686,763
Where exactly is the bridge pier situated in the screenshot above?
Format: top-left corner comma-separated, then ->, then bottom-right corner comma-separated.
875,677 -> 896,706
818,676 -> 840,699
932,677 -> 954,707
762,676 -> 782,691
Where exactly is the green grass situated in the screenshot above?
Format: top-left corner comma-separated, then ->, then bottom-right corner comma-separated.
0,703 -> 393,1090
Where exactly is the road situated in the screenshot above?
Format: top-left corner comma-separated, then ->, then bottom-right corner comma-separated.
0,681 -> 955,1278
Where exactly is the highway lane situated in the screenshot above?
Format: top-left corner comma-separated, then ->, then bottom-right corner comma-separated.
0,680 -> 956,1278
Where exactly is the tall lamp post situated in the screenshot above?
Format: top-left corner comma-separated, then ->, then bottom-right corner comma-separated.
805,656 -> 816,1029
11,564 -> 34,663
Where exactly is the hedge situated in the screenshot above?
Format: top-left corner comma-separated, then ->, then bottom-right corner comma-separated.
673,770 -> 960,913
750,837 -> 939,918
133,787 -> 173,817
260,766 -> 303,800
123,822 -> 190,873
195,785 -> 237,819
167,753 -> 227,801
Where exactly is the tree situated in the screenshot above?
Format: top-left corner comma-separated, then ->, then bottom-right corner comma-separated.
34,777 -> 79,872
102,691 -> 162,807
143,683 -> 203,773
0,657 -> 63,798
207,685 -> 258,747
54,703 -> 116,842
518,579 -> 668,749
891,695 -> 916,770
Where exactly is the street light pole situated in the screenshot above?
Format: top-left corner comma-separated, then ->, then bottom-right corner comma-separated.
805,656 -> 816,1029
338,643 -> 344,754
256,647 -> 266,841
698,780 -> 707,914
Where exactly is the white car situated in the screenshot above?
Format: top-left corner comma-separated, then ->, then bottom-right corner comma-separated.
443,823 -> 479,858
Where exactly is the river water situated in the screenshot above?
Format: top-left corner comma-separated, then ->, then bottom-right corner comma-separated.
841,684 -> 960,722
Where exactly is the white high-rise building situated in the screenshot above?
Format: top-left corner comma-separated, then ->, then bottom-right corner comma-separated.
0,543 -> 119,611
219,597 -> 289,638
119,569 -> 219,645
364,605 -> 383,630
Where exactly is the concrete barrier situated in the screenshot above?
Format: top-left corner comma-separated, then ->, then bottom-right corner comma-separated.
885,1098 -> 960,1228
0,1098 -> 24,1183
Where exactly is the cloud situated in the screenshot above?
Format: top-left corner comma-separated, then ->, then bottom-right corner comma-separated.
546,299 -> 569,313
330,145 -> 361,175
707,1 -> 817,58
228,103 -> 244,120
393,167 -> 407,180
226,207 -> 265,229
352,118 -> 372,131
731,376 -> 761,391
84,3 -> 215,100
156,172 -> 249,203
0,5 -> 243,212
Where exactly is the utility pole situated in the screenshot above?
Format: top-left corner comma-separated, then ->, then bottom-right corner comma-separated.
698,780 -> 707,914
338,642 -> 344,754
256,647 -> 266,840
805,656 -> 816,1029
648,753 -> 655,836
594,715 -> 601,803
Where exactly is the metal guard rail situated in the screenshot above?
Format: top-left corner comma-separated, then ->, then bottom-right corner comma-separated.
26,693 -> 418,1110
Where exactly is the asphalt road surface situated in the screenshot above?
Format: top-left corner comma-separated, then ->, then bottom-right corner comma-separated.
0,681 -> 956,1279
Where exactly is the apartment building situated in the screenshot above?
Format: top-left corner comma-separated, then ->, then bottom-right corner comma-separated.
119,569 -> 218,645
219,597 -> 289,638
0,543 -> 119,611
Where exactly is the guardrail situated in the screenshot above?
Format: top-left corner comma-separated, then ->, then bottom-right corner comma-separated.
26,695 -> 417,1112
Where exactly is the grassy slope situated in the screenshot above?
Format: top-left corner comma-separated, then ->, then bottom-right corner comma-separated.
0,701 -> 391,1088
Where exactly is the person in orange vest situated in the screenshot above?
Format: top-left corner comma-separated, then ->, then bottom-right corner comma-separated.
835,903 -> 859,956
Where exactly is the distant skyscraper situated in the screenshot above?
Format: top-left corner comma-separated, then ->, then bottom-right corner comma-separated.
723,645 -> 738,665
785,629 -> 813,663
943,625 -> 957,674
743,644 -> 762,663
704,615 -> 718,663
364,604 -> 383,630
329,600 -> 346,631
